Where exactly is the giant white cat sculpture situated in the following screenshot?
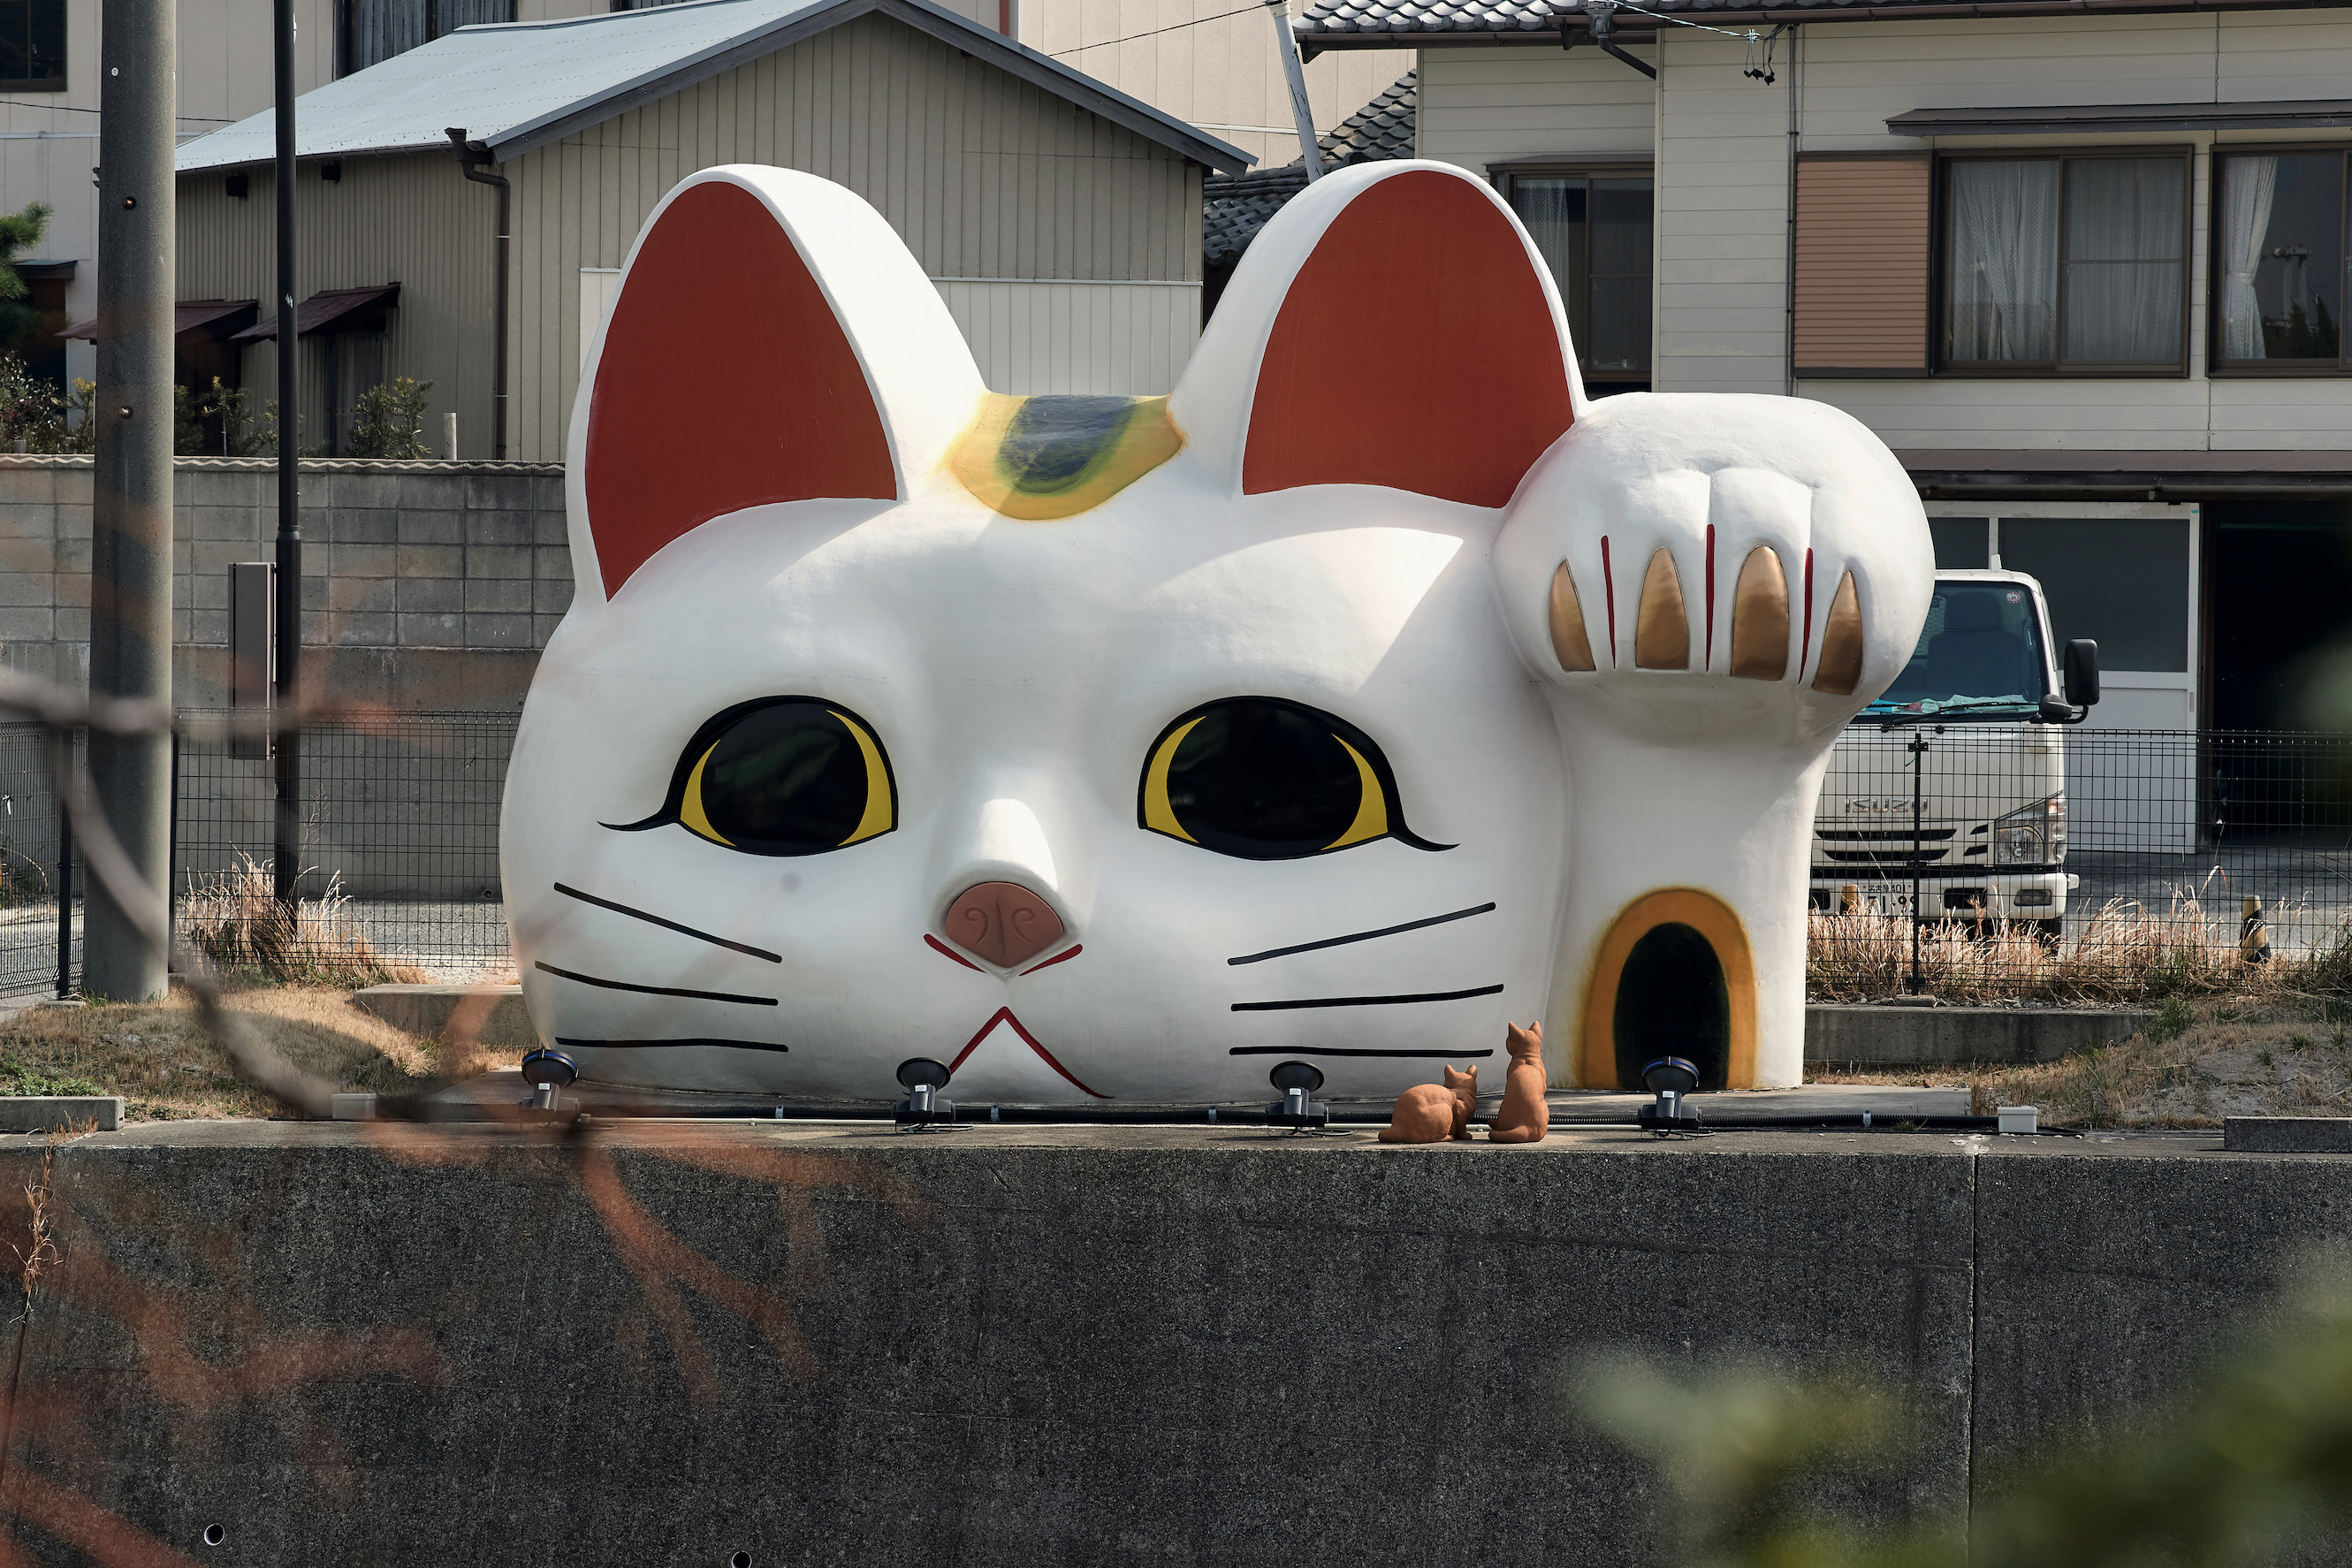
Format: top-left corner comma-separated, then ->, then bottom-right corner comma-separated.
499,159 -> 1932,1104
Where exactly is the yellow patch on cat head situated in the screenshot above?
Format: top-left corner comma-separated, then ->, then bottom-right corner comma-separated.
948,393 -> 1184,521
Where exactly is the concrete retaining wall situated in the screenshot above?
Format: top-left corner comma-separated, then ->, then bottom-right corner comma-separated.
0,455 -> 567,712
1806,1005 -> 2151,1065
1,1123 -> 2342,1564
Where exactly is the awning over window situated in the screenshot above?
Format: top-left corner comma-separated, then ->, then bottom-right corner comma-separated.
60,298 -> 259,342
1889,100 -> 2352,137
229,283 -> 400,342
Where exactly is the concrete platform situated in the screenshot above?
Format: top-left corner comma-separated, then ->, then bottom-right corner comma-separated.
3,1119 -> 2341,1564
419,1070 -> 1970,1123
357,986 -> 2146,1077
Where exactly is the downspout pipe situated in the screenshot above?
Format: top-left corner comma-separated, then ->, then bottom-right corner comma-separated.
1586,2 -> 1656,78
445,128 -> 509,460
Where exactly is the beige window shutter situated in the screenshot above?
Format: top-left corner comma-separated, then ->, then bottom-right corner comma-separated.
1793,155 -> 1931,376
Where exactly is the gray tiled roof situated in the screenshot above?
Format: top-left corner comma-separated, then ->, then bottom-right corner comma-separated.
1203,70 -> 1414,265
1298,0 -> 2162,37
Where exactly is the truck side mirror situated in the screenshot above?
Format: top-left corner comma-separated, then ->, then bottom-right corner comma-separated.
2063,639 -> 2100,708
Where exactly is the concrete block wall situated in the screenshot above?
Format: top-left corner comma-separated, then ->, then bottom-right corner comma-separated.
0,456 -> 569,712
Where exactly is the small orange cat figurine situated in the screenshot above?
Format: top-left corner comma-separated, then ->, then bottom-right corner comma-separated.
1486,1022 -> 1549,1144
1379,1064 -> 1478,1144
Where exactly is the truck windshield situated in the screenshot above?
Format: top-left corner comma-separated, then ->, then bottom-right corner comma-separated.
1867,582 -> 2049,717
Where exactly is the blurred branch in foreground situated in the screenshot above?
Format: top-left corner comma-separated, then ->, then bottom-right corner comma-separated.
1579,1272 -> 2352,1568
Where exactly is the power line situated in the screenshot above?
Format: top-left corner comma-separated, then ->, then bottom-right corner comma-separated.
0,99 -> 234,120
1050,4 -> 1262,55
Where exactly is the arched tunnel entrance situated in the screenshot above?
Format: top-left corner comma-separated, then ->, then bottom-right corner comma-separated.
1579,888 -> 1757,1090
1613,922 -> 1730,1090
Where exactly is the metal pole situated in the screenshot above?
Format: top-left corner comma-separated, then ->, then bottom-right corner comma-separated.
273,0 -> 302,910
1908,732 -> 1926,995
165,727 -> 179,970
83,0 -> 175,1002
1263,0 -> 1323,180
54,766 -> 70,1000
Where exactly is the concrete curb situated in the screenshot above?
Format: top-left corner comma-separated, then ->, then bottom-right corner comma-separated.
0,1095 -> 120,1131
2226,1116 -> 2352,1153
351,984 -> 534,1048
1806,1004 -> 2150,1065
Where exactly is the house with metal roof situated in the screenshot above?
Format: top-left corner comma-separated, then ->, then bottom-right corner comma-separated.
1292,0 -> 2352,735
166,0 -> 1250,461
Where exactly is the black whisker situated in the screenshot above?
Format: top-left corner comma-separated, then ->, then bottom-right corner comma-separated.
1227,902 -> 1497,966
1231,984 -> 1503,1012
556,1037 -> 789,1053
1227,1046 -> 1497,1057
535,962 -> 777,1006
553,882 -> 782,963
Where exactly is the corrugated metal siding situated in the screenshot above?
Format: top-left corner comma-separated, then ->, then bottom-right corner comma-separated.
1792,156 -> 1929,373
175,156 -> 497,457
505,11 -> 1202,458
934,280 -> 1200,393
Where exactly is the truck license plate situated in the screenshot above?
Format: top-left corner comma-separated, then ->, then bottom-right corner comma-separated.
1821,884 -> 1913,917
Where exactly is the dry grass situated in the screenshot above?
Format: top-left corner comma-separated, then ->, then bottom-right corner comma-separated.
177,855 -> 434,988
1810,995 -> 2352,1129
0,983 -> 503,1122
1807,891 -> 2352,1006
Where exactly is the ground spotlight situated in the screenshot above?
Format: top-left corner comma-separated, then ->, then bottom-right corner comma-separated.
893,1057 -> 959,1130
1636,1055 -> 1701,1138
1264,1060 -> 1329,1131
518,1048 -> 578,1120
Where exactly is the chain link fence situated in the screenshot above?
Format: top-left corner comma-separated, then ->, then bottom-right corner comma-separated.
1811,727 -> 2352,1001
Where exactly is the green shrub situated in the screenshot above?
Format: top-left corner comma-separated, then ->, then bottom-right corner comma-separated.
344,377 -> 434,459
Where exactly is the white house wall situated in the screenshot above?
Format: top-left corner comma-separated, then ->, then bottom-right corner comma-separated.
1414,11 -> 2352,452
1025,0 -> 1411,171
932,278 -> 1199,394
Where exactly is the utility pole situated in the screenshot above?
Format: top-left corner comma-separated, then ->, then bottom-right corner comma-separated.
1263,0 -> 1323,180
82,0 -> 175,1001
272,0 -> 302,910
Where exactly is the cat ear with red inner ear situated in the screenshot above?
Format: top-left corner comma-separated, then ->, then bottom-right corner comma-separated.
1237,166 -> 1579,507
575,170 -> 982,602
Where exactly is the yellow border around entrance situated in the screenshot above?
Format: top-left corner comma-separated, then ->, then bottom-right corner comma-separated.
1578,888 -> 1759,1090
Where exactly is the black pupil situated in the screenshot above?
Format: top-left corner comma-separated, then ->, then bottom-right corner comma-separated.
698,703 -> 869,852
1165,702 -> 1365,858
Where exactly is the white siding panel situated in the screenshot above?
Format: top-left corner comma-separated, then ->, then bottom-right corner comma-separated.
932,281 -> 1199,395
1415,46 -> 1654,171
1656,31 -> 1789,395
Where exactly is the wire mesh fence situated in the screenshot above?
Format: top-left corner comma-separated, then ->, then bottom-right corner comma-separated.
1810,726 -> 2352,1001
170,711 -> 518,985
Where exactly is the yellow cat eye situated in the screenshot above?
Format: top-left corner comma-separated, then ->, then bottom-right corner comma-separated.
1137,696 -> 1449,861
614,698 -> 897,857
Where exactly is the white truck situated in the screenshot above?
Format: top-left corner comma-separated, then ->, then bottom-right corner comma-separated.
1810,570 -> 2101,939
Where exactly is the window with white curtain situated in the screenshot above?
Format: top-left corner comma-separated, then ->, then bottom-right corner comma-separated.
1940,151 -> 2188,372
2213,150 -> 2345,369
1502,168 -> 1654,391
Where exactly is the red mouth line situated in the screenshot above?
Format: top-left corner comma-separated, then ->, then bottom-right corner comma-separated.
1019,944 -> 1083,976
946,1006 -> 1111,1099
924,934 -> 982,971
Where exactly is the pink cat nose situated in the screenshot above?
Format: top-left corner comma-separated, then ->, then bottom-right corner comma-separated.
941,881 -> 1066,969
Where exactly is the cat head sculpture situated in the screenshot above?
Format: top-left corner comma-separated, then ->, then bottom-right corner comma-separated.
499,159 -> 1931,1103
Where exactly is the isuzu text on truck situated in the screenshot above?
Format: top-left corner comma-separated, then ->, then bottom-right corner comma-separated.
1810,570 -> 2101,938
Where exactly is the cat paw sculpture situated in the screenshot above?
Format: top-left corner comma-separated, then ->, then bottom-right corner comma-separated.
1486,1023 -> 1549,1144
1379,1066 -> 1478,1145
501,157 -> 1931,1105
